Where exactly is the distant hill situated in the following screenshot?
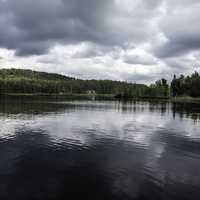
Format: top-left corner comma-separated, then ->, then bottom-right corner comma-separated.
0,68 -> 148,97
0,68 -> 74,81
1,68 -> 199,99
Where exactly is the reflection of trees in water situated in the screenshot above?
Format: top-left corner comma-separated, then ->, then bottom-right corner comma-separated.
119,100 -> 200,122
0,98 -> 75,115
172,102 -> 200,122
148,101 -> 168,115
120,100 -> 200,122
1,97 -> 200,122
116,100 -> 169,115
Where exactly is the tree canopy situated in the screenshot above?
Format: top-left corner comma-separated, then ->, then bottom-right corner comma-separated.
171,72 -> 200,97
0,68 -> 199,99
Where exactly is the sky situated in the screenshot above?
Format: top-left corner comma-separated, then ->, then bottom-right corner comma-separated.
0,0 -> 200,84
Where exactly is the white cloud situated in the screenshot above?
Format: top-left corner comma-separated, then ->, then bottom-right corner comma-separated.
0,0 -> 200,84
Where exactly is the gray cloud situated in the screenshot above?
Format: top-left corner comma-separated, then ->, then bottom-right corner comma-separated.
123,52 -> 157,66
0,0 -> 200,83
72,43 -> 107,59
154,1 -> 200,58
119,73 -> 158,84
38,56 -> 61,65
0,0 -> 162,56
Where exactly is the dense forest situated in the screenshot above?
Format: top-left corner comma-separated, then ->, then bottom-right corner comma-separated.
171,72 -> 200,97
0,69 -> 148,97
0,68 -> 199,98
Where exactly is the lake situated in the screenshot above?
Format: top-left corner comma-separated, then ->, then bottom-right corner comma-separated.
0,98 -> 200,200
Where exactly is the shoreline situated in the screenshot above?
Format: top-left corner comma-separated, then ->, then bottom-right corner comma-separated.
1,93 -> 200,104
171,96 -> 200,104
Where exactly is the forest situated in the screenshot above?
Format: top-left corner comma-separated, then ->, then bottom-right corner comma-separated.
171,72 -> 200,97
0,68 -> 199,98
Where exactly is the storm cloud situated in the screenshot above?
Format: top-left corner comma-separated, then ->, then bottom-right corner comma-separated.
154,1 -> 200,58
0,0 -> 200,83
0,0 -> 161,56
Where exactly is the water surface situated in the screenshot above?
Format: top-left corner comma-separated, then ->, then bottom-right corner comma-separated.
0,99 -> 200,200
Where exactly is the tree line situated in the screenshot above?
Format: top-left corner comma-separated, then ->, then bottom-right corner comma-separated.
0,69 -> 147,96
0,68 -> 199,98
171,71 -> 200,97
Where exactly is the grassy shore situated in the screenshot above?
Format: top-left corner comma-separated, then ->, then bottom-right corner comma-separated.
171,96 -> 200,103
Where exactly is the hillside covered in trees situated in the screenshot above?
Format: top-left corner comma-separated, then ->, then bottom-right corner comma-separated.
0,69 -> 148,97
0,68 -> 199,99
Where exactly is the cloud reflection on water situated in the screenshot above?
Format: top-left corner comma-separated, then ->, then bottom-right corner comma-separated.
0,100 -> 200,199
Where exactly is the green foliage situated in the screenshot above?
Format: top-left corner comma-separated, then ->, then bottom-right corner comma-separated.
0,69 -> 147,97
0,68 -> 74,81
171,72 -> 200,97
0,68 -> 199,98
144,78 -> 169,98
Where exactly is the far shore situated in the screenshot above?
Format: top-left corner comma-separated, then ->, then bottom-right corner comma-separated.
1,93 -> 200,104
171,96 -> 200,103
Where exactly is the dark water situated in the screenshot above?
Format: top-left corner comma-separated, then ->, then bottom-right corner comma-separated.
0,99 -> 200,200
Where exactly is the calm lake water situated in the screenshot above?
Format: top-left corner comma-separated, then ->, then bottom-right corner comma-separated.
0,98 -> 200,200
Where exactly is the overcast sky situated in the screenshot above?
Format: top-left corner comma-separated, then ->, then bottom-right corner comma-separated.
0,0 -> 200,84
